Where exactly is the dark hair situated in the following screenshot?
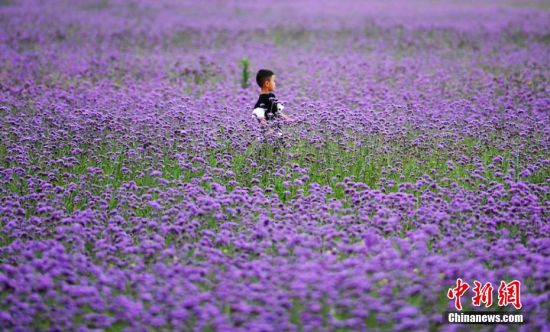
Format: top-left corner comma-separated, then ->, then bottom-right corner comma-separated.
256,69 -> 274,88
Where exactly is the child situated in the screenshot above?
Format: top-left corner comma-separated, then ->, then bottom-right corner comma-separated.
252,69 -> 293,125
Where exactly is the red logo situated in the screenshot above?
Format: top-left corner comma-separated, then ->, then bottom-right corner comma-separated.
447,278 -> 470,310
447,279 -> 522,310
472,280 -> 493,307
498,280 -> 522,310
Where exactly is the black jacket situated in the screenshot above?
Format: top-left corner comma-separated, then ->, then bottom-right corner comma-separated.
254,92 -> 280,120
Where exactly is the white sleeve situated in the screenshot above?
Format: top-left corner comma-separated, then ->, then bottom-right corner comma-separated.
252,107 -> 265,119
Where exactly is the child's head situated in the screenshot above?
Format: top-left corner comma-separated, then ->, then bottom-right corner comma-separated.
256,69 -> 276,92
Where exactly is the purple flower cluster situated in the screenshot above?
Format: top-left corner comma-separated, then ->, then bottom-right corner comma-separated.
0,1 -> 549,331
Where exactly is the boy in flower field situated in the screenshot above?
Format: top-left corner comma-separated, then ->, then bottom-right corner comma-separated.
252,69 -> 293,127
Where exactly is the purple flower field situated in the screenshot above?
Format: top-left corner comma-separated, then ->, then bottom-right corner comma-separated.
0,0 -> 549,331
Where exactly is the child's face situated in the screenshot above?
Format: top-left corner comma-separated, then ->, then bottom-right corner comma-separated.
264,75 -> 276,91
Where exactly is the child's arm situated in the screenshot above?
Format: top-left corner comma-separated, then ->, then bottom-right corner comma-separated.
279,112 -> 290,120
276,103 -> 293,121
278,110 -> 294,122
